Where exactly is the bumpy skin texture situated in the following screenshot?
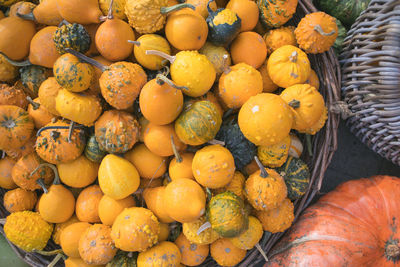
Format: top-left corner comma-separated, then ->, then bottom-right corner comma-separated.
111,207 -> 160,252
0,54 -> 18,82
143,186 -> 174,223
85,134 -> 106,163
99,0 -> 127,20
171,51 -> 216,97
183,215 -> 220,245
4,211 -> 53,252
303,106 -> 328,135
137,241 -> 181,267
0,83 -> 28,109
317,0 -> 370,27
214,171 -> 246,199
256,197 -> 294,234
38,77 -> 63,116
125,0 -> 168,34
95,110 -> 140,154
35,120 -> 86,164
210,238 -> 246,267
245,169 -> 287,211
0,105 -> 34,150
175,233 -> 209,266
0,156 -> 18,190
229,216 -> 263,250
3,188 -> 37,213
199,42 -> 231,76
54,23 -> 91,54
4,135 -> 36,161
257,0 -> 298,28
295,11 -> 339,54
263,26 -> 297,54
258,135 -> 291,168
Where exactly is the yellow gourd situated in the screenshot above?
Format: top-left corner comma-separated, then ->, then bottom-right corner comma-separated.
57,155 -> 99,188
98,195 -> 136,226
132,34 -> 171,70
257,135 -> 291,168
256,198 -> 294,233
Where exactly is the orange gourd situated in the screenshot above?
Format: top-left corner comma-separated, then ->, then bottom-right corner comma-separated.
57,155 -> 99,188
88,56 -> 111,95
17,0 -> 63,25
75,185 -> 103,223
257,0 -> 298,28
263,26 -> 297,54
226,0 -> 259,32
3,134 -> 36,161
187,0 -> 217,18
228,216 -> 263,249
52,215 -> 80,245
256,197 -> 294,233
64,257 -> 104,267
230,31 -> 267,69
56,0 -> 103,24
175,233 -> 209,266
28,26 -> 60,68
305,69 -> 320,90
98,195 -> 136,226
0,82 -> 28,109
158,223 -> 170,242
3,188 -> 37,213
132,34 -> 171,70
210,238 -> 246,267
258,61 -> 278,93
27,98 -> 57,129
137,241 -> 181,266
38,77 -> 63,116
143,186 -> 174,223
169,152 -> 195,181
0,156 -> 18,189
60,222 -> 92,258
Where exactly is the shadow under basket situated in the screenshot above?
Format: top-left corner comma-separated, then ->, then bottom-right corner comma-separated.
0,0 -> 341,266
340,0 -> 400,166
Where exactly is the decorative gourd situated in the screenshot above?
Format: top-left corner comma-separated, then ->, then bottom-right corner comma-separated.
125,0 -> 194,34
53,53 -> 94,92
206,3 -> 241,46
175,100 -> 222,146
20,65 -> 51,97
215,115 -> 257,170
192,145 -> 235,189
0,53 -> 18,82
267,45 -> 311,88
16,0 -> 63,25
54,23 -> 91,55
184,91 -> 224,117
143,122 -> 186,157
57,155 -> 99,188
55,89 -> 102,126
218,62 -> 263,109
99,0 -> 126,20
106,251 -> 138,267
79,224 -> 117,265
0,16 -> 36,61
257,197 -> 294,235
0,156 -> 18,189
238,93 -> 293,146
186,0 -> 216,18
215,171 -> 245,199
145,50 -> 216,97
38,77 -> 62,116
210,238 -> 246,267
111,207 -> 160,251
263,26 -> 297,54
124,144 -> 167,179
137,241 -> 181,267
280,84 -> 326,133
276,156 -> 310,200
98,154 -> 140,200
199,42 -> 231,76
164,178 -> 206,223
143,186 -> 174,223
169,152 -> 194,180
60,222 -> 92,257
175,233 -> 209,266
0,105 -> 34,150
4,211 -> 53,252
258,135 -> 291,168
56,0 -> 103,24
0,82 -> 28,108
83,24 -> 100,56
257,0 -> 297,28
65,257 -> 105,267
208,191 -> 248,237
27,98 -> 56,129
226,0 -> 259,32
3,188 -> 37,213
230,31 -> 267,69
0,0 -> 21,7
182,215 -> 220,245
288,133 -> 303,158
52,215 -> 79,245
98,195 -> 136,226
75,185 -> 103,223
257,61 -> 278,93
245,158 -> 287,211
305,69 -> 320,90
35,120 -> 86,164
132,34 -> 171,70
158,223 -> 170,242
139,177 -> 163,189
4,134 -> 36,161
11,152 -> 54,191
85,134 -> 107,163
139,75 -> 183,125
316,0 -> 370,27
9,2 -> 36,17
295,12 -> 339,54
88,56 -> 111,95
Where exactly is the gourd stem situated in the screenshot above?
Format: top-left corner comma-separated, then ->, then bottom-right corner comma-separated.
288,99 -> 300,109
68,121 -> 75,143
306,134 -> 313,156
289,51 -> 298,63
0,219 -> 5,224
145,50 -> 176,64
58,19 -> 70,27
255,243 -> 269,262
171,135 -> 182,163
207,0 -> 214,14
127,40 -> 141,46
222,54 -> 231,74
206,187 -> 212,202
1,151 -> 5,159
16,11 -> 35,21
208,139 -> 225,146
107,0 -> 114,20
162,66 -> 170,77
196,221 -> 211,235
254,156 -> 268,178
26,96 -> 40,110
160,3 -> 195,14
36,178 -> 48,194
314,25 -> 336,36
386,244 -> 400,258
0,52 -> 31,67
34,249 -> 63,256
47,253 -> 65,267
156,74 -> 188,91
64,48 -> 107,72
36,125 -> 84,137
31,163 -> 61,186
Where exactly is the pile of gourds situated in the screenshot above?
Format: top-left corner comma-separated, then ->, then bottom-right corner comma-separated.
0,0 -> 338,266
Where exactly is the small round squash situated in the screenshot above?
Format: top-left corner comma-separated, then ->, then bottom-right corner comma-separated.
257,135 -> 291,168
38,77 -> 63,116
0,82 -> 28,109
199,42 -> 231,77
226,0 -> 259,32
27,98 -> 57,129
263,26 -> 297,54
158,223 -> 170,242
75,185 -> 103,223
255,198 -> 294,233
3,188 -> 37,213
53,23 -> 91,55
182,215 -> 220,245
143,186 -> 175,223
206,6 -> 241,47
60,222 -> 92,258
215,171 -> 246,199
52,215 -> 80,245
169,152 -> 195,180
257,0 -> 297,28
305,69 -> 320,90
133,34 -> 171,70
0,53 -> 18,82
98,195 -> 136,226
230,31 -> 267,69
228,216 -> 263,250
137,241 -> 181,267
84,134 -> 107,164
258,61 -> 278,93
210,238 -> 246,267
175,233 -> 209,266
57,155 -> 99,188
187,0 -> 217,18
0,156 -> 17,189
64,257 -> 104,267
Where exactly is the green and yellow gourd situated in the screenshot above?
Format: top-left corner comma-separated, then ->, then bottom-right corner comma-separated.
199,42 -> 231,76
0,53 -> 18,82
206,0 -> 241,46
19,65 -> 52,97
175,100 -> 222,146
182,215 -> 220,245
257,0 -> 298,28
85,134 -> 107,163
106,251 -> 137,267
258,135 -> 291,168
53,23 -> 91,55
276,156 -> 310,200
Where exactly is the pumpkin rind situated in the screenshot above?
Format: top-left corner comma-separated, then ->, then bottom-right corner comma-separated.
98,195 -> 136,226
175,233 -> 209,266
137,241 -> 181,267
75,185 -> 103,223
256,197 -> 294,233
57,155 -> 99,188
257,135 -> 291,168
210,238 -> 246,267
257,0 -> 298,28
54,23 -> 91,55
4,188 -> 37,213
182,215 -> 220,245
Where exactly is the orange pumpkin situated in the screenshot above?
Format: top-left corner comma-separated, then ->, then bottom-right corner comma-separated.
3,188 -> 37,213
137,241 -> 181,267
175,233 -> 209,266
56,0 -> 103,24
169,152 -> 195,181
27,26 -> 60,68
158,222 -> 170,242
3,134 -> 36,161
263,26 -> 297,54
187,0 -> 217,18
143,186 -> 174,223
17,0 -> 63,26
210,238 -> 246,266
258,61 -> 278,93
88,56 -> 111,95
226,0 -> 259,32
27,97 -> 57,129
38,77 -> 63,116
0,82 -> 28,109
57,155 -> 99,188
305,69 -> 320,90
256,197 -> 294,234
52,215 -> 80,245
75,185 -> 103,223
230,31 -> 267,69
0,156 -> 18,189
60,222 -> 92,258
98,195 -> 136,226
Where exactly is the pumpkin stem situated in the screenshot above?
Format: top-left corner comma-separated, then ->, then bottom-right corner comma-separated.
107,0 -> 114,19
46,253 -> 66,267
36,125 -> 84,137
254,156 -> 268,178
156,74 -> 188,91
289,51 -> 298,63
208,139 -> 225,146
171,135 -> 182,163
305,134 -> 313,156
36,178 -> 48,194
145,50 -> 176,64
34,249 -> 63,256
314,25 -> 336,36
386,244 -> 400,258
64,48 -> 107,72
207,0 -> 215,14
288,99 -> 300,109
16,11 -> 35,21
0,218 -> 5,225
255,243 -> 269,262
26,96 -> 40,110
58,19 -> 70,27
127,40 -> 141,46
0,52 -> 31,67
31,163 -> 61,186
196,221 -> 211,235
68,121 -> 75,143
160,3 -> 195,14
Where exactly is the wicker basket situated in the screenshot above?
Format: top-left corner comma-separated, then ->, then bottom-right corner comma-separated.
340,0 -> 400,166
0,0 -> 341,266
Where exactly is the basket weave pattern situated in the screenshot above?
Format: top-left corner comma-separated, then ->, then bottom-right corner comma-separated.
0,0 -> 341,266
340,0 -> 400,166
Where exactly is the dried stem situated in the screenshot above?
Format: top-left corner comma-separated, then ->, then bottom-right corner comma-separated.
208,139 -> 225,146
65,48 -> 107,72
156,74 -> 188,91
68,121 -> 75,143
196,221 -> 211,235
31,163 -> 60,186
254,156 -> 268,178
145,50 -> 176,64
255,243 -> 269,262
289,51 -> 298,63
171,135 -> 182,163
288,99 -> 300,109
314,25 -> 336,36
306,134 -> 313,156
0,52 -> 30,67
16,11 -> 35,21
107,0 -> 114,20
26,96 -> 40,110
160,3 -> 195,14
